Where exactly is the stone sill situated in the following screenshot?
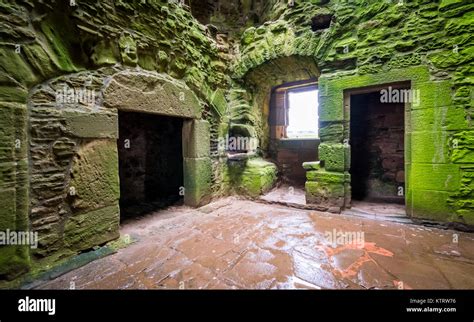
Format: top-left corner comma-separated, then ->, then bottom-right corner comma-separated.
226,151 -> 257,161
279,137 -> 320,141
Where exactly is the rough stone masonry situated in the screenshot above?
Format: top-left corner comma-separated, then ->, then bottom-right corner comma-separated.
0,0 -> 472,285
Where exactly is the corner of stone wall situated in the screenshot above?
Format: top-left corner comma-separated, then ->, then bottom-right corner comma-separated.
0,102 -> 31,280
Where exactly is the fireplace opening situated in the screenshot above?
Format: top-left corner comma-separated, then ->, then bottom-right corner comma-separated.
350,89 -> 405,204
118,111 -> 184,220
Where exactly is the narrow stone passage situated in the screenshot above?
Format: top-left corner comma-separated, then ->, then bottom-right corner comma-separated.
38,198 -> 474,290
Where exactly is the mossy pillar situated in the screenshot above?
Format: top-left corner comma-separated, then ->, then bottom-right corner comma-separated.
182,120 -> 212,207
0,102 -> 30,279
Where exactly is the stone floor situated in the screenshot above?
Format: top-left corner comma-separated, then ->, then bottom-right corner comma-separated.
38,197 -> 474,290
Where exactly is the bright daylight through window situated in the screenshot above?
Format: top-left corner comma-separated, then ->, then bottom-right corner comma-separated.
286,87 -> 319,138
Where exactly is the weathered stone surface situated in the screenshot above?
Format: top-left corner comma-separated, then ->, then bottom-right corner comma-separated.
69,140 -> 120,213
104,71 -> 202,119
0,0 -> 473,283
210,89 -> 227,117
319,123 -> 344,142
64,205 -> 120,252
448,167 -> 474,225
450,131 -> 474,163
0,244 -> 30,280
411,131 -> 450,164
0,188 -> 16,231
63,111 -> 118,139
411,190 -> 456,222
319,143 -> 350,172
227,158 -> 277,198
184,157 -> 212,207
305,171 -> 350,209
183,120 -> 210,158
415,80 -> 453,110
410,164 -> 460,192
302,161 -> 321,171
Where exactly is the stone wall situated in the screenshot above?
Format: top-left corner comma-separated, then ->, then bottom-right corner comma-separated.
0,0 -> 473,282
272,139 -> 319,186
0,0 -> 227,281
230,0 -> 473,225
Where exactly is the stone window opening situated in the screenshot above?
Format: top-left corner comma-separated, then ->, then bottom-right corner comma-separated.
270,81 -> 319,140
287,87 -> 319,139
269,80 -> 319,186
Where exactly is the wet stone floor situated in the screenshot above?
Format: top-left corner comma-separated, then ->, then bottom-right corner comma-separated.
39,198 -> 474,290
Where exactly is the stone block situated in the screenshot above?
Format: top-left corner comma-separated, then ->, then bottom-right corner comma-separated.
184,157 -> 212,207
305,170 -> 350,207
319,93 -> 344,122
210,89 -> 227,117
0,104 -> 17,163
410,163 -> 460,192
319,122 -> 344,142
428,47 -> 473,69
0,188 -> 16,231
183,120 -> 210,158
104,71 -> 201,119
0,244 -> 30,280
238,159 -> 277,198
319,66 -> 430,97
15,185 -> 29,231
303,161 -> 321,171
63,111 -> 118,138
410,189 -> 456,222
69,140 -> 120,213
410,105 -> 469,132
305,180 -> 345,207
411,131 -> 449,164
306,170 -> 350,183
414,80 -> 453,110
319,143 -> 350,172
450,131 -> 474,163
64,204 -> 120,252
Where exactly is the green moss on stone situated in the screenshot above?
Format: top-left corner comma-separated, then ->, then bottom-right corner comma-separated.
182,120 -> 210,158
184,157 -> 212,207
0,245 -> 30,280
319,143 -> 350,172
69,140 -> 120,213
450,131 -> 474,163
227,158 -> 277,198
90,40 -> 119,66
118,34 -> 138,66
411,163 -> 460,192
428,46 -> 474,69
411,131 -> 450,164
64,204 -> 120,252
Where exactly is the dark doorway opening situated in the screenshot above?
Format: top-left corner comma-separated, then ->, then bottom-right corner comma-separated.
118,111 -> 183,220
350,89 -> 405,204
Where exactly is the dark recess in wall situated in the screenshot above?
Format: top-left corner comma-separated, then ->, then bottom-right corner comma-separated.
118,112 -> 184,220
350,91 -> 405,204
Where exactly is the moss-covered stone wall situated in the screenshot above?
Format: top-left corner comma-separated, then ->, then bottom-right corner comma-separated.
229,0 -> 473,225
0,0 -> 472,283
0,0 -> 228,281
